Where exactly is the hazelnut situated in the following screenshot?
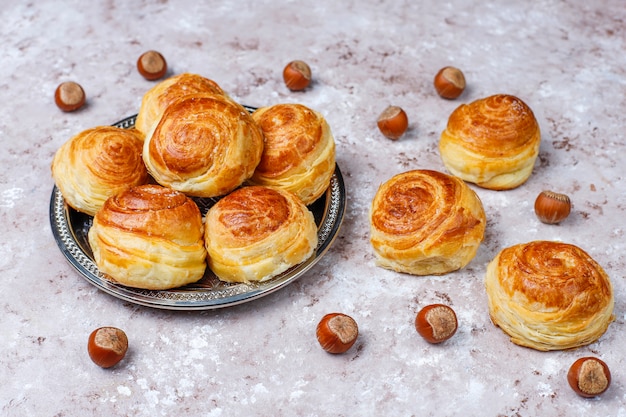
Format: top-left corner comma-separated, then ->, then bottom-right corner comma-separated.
567,357 -> 611,398
87,327 -> 128,368
534,190 -> 571,224
137,50 -> 168,80
415,304 -> 458,344
283,60 -> 311,91
54,81 -> 86,112
434,66 -> 466,99
377,105 -> 409,140
316,313 -> 358,354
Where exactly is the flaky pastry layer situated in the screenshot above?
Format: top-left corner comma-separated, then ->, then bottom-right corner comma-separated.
485,241 -> 614,351
249,103 -> 336,205
369,169 -> 486,275
51,126 -> 148,216
143,93 -> 264,198
135,73 -> 225,137
205,186 -> 318,283
88,184 -> 207,290
439,94 -> 540,190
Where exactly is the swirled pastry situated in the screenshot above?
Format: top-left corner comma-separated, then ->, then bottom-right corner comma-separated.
51,126 -> 148,216
88,184 -> 207,290
439,94 -> 540,190
249,103 -> 336,205
143,93 -> 264,197
135,72 -> 225,137
369,169 -> 486,275
485,241 -> 614,351
205,185 -> 318,283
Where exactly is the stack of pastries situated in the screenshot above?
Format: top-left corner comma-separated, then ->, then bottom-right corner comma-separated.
52,73 -> 336,290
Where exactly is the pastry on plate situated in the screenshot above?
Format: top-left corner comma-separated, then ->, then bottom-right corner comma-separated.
439,94 -> 540,190
51,126 -> 148,216
485,241 -> 614,351
135,72 -> 225,137
249,103 -> 336,205
204,185 -> 318,283
369,169 -> 486,275
88,184 -> 207,290
143,93 -> 264,198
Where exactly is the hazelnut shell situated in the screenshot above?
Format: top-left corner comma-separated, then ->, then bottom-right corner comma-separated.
87,327 -> 128,368
283,60 -> 311,91
316,313 -> 358,354
434,67 -> 466,99
54,81 -> 86,112
377,106 -> 409,140
567,357 -> 611,398
534,190 -> 571,224
415,304 -> 458,344
137,50 -> 168,80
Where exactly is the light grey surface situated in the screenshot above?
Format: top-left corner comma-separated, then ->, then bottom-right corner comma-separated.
1,1 -> 625,415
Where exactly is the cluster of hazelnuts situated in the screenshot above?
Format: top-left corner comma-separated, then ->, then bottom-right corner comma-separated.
88,309 -> 612,398
87,304 -> 457,367
376,66 -> 466,141
54,50 -> 168,112
284,61 -> 466,142
314,307 -> 611,399
316,305 -> 458,354
55,54 -> 311,112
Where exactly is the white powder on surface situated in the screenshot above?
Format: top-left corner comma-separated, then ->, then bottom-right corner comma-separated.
1,187 -> 23,208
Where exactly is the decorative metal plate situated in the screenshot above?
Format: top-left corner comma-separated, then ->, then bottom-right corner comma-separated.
49,113 -> 346,310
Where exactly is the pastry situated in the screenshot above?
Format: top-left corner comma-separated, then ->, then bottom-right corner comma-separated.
439,94 -> 540,190
369,169 -> 486,275
135,72 -> 225,137
485,241 -> 614,351
51,126 -> 148,216
143,93 -> 264,198
88,184 -> 207,290
204,185 -> 318,283
249,103 -> 336,205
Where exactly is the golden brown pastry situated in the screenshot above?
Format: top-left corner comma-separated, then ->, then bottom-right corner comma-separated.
204,185 -> 318,283
249,103 -> 336,205
485,241 -> 614,351
88,184 -> 207,290
135,72 -> 225,137
439,94 -> 541,190
369,169 -> 486,275
51,126 -> 148,216
143,93 -> 264,198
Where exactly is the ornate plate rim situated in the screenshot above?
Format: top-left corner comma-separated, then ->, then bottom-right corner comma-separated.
49,112 -> 346,310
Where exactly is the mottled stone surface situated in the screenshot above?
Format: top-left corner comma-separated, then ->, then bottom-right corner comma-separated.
1,1 -> 625,415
